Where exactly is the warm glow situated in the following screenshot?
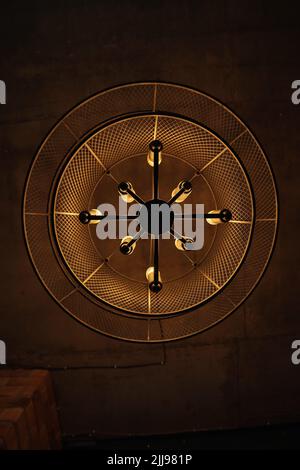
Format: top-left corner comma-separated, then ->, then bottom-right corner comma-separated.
206,210 -> 222,225
175,237 -> 194,251
89,208 -> 102,224
120,235 -> 136,255
147,149 -> 162,167
171,180 -> 192,203
118,181 -> 135,203
146,266 -> 162,284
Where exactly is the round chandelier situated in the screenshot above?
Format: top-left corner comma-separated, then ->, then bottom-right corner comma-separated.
23,82 -> 278,342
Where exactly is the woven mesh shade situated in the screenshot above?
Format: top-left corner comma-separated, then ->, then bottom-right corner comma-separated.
23,83 -> 278,342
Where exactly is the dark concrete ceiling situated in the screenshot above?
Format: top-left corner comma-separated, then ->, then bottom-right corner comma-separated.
0,0 -> 299,439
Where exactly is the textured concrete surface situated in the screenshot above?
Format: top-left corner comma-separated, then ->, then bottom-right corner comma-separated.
0,0 -> 299,438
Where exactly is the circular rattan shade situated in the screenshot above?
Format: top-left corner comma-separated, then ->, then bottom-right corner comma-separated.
23,82 -> 278,342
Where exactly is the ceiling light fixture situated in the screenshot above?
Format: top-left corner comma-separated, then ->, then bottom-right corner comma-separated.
23,82 -> 278,342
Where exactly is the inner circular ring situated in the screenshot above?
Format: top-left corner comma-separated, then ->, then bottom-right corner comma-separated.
52,113 -> 254,316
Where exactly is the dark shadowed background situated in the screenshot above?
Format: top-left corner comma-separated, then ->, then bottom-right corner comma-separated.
0,0 -> 299,443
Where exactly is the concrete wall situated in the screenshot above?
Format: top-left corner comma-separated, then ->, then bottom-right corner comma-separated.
0,0 -> 299,438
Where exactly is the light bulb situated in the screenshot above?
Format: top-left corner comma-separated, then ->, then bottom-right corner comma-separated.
206,209 -> 232,225
175,237 -> 194,251
147,140 -> 163,167
118,182 -> 135,203
206,210 -> 222,225
89,208 -> 102,224
146,266 -> 162,292
147,149 -> 162,167
120,236 -> 136,255
171,180 -> 192,203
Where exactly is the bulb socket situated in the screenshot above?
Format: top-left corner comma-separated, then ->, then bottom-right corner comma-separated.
120,236 -> 136,255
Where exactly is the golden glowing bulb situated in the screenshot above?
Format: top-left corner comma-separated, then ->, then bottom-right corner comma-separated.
89,208 -> 102,224
147,149 -> 162,167
175,237 -> 194,251
206,210 -> 222,225
120,236 -> 136,255
171,180 -> 192,203
118,182 -> 135,203
146,266 -> 162,292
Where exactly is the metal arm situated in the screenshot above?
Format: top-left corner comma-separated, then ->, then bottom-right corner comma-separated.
149,140 -> 163,292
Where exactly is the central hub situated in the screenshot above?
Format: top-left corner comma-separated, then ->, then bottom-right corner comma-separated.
139,199 -> 174,236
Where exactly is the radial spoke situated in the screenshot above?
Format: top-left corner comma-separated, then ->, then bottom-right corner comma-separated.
79,211 -> 139,224
110,214 -> 139,220
128,230 -> 144,248
126,186 -> 145,206
173,209 -> 232,222
148,140 -> 163,292
168,226 -> 183,240
149,140 -> 162,200
153,237 -> 159,287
